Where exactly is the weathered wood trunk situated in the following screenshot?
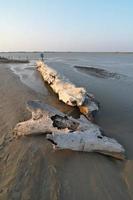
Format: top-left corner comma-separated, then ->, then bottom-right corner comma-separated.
36,61 -> 99,120
14,100 -> 125,160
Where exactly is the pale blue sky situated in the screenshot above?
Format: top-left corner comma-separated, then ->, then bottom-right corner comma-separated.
0,0 -> 133,51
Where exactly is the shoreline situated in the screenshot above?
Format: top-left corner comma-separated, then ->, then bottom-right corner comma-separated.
0,57 -> 29,64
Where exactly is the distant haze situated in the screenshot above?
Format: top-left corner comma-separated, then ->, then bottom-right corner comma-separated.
0,0 -> 133,52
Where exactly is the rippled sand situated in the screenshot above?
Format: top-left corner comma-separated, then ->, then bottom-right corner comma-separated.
0,64 -> 133,200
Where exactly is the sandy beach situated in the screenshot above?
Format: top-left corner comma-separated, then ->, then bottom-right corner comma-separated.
0,57 -> 133,200
1,0 -> 133,198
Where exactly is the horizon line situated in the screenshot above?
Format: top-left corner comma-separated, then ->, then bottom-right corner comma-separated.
0,51 -> 133,53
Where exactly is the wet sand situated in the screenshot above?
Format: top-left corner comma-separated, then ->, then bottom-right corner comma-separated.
0,64 -> 133,200
74,65 -> 121,79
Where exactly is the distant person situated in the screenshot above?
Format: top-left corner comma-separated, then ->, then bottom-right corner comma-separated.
40,53 -> 44,61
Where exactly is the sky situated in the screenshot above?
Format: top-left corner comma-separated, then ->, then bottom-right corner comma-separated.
0,0 -> 133,52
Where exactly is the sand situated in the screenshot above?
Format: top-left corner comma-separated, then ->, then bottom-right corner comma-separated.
74,66 -> 121,79
0,64 -> 133,200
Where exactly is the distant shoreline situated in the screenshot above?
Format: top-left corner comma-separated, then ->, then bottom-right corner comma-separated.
0,56 -> 29,64
0,51 -> 133,54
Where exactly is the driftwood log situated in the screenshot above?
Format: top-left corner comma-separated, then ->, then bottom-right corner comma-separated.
36,61 -> 99,120
14,100 -> 125,160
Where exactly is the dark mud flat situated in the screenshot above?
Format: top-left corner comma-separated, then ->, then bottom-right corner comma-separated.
74,65 -> 121,79
0,64 -> 133,200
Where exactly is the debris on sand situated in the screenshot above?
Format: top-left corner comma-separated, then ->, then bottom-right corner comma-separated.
14,100 -> 125,160
36,61 -> 99,120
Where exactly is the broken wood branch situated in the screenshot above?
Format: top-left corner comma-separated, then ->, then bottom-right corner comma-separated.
13,100 -> 125,160
36,61 -> 99,120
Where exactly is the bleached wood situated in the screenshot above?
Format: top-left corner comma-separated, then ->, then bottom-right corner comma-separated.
36,61 -> 99,119
14,101 -> 125,159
